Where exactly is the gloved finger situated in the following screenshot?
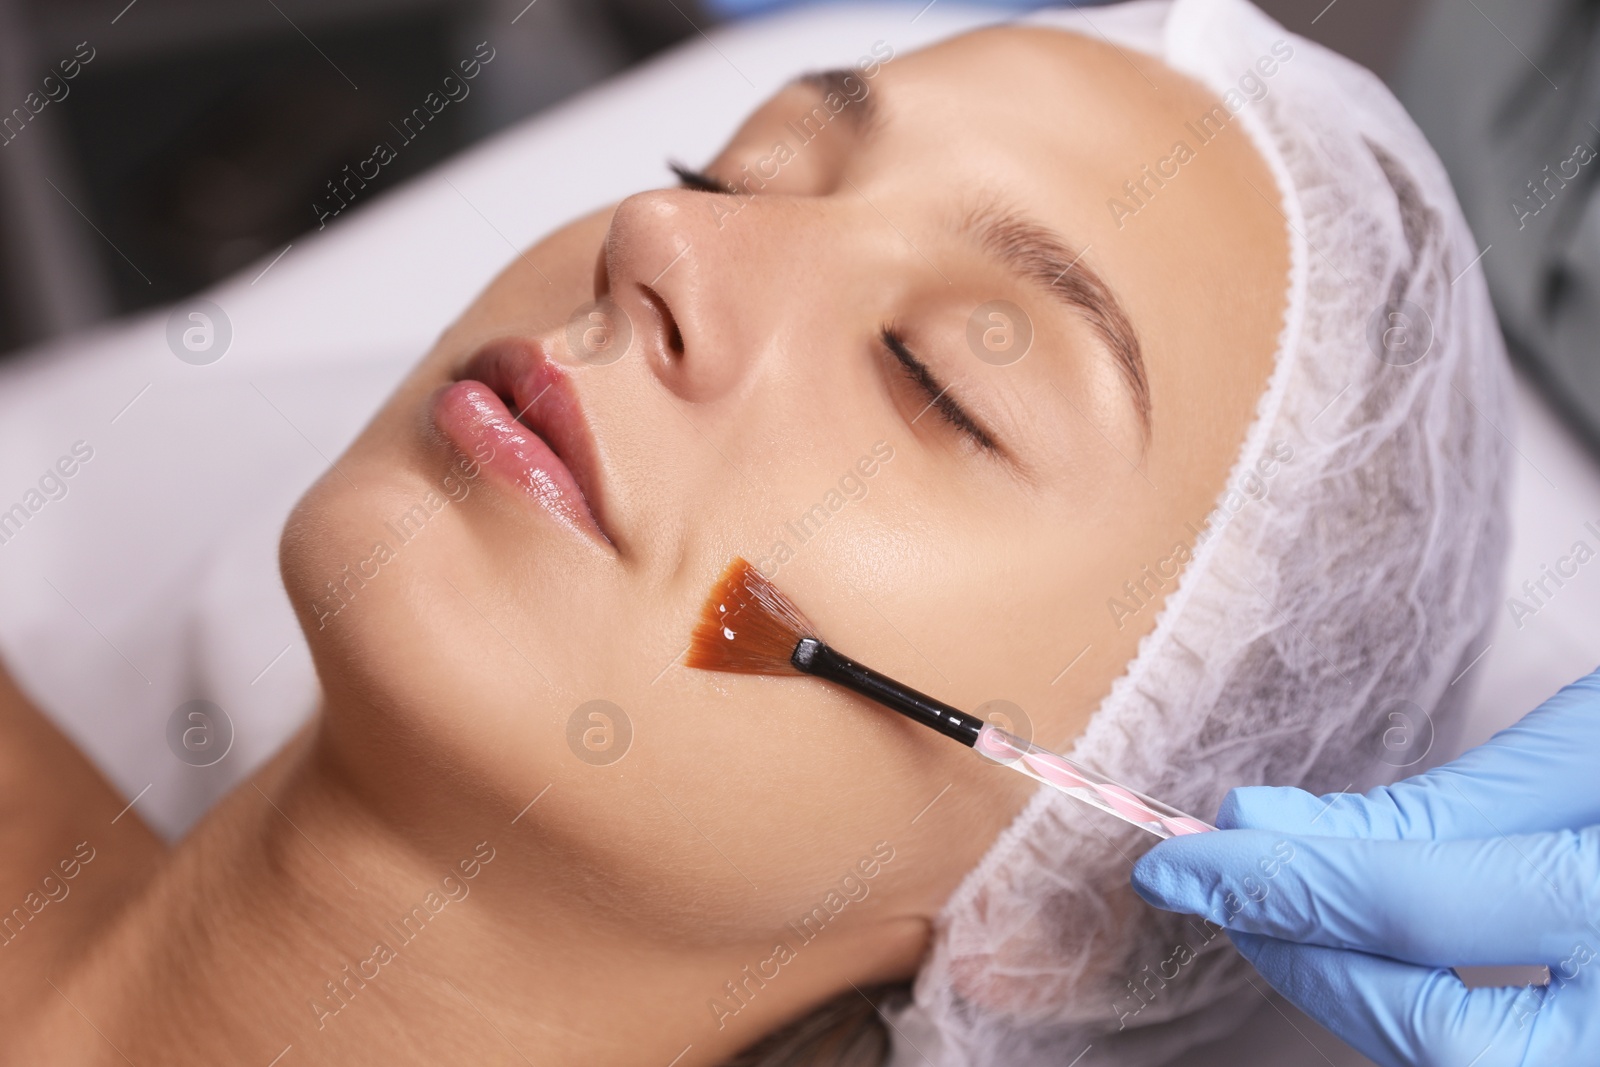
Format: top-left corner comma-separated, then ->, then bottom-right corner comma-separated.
1221,669 -> 1600,841
1132,827 -> 1600,966
1229,931 -> 1539,1067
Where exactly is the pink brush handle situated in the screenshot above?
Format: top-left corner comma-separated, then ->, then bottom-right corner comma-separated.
975,725 -> 1215,840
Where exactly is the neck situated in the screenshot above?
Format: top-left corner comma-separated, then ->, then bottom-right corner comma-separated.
23,721 -> 842,1066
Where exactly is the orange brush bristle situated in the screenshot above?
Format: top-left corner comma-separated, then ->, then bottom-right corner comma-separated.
685,557 -> 818,675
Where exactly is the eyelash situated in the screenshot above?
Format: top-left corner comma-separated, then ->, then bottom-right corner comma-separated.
879,325 -> 998,453
669,161 -> 735,194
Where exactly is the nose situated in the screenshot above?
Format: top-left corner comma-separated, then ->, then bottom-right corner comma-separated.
598,190 -> 759,404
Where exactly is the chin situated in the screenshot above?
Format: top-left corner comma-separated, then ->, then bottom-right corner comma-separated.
277,423 -> 608,702
278,432 -> 467,664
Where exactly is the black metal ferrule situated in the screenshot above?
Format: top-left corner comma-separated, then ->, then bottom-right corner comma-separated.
791,637 -> 982,747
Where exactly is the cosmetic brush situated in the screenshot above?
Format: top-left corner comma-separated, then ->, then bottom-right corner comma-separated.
685,558 -> 1214,840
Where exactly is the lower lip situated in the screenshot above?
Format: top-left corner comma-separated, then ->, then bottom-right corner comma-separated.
432,379 -> 607,543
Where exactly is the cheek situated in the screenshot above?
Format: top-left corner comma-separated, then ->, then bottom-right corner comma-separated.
804,460 -> 1166,758
610,661 -> 1032,937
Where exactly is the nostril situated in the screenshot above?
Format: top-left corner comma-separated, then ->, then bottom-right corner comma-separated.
639,283 -> 684,358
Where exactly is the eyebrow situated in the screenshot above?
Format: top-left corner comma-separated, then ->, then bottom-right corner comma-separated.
784,74 -> 1150,439
960,201 -> 1150,438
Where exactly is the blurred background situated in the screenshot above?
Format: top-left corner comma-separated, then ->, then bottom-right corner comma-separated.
0,0 -> 1423,360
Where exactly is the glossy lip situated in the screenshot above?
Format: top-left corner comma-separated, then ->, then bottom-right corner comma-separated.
432,337 -> 613,547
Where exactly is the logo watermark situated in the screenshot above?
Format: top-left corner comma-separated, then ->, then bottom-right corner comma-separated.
1511,142 -> 1596,231
313,43 -> 497,229
0,41 -> 95,150
166,699 -> 234,767
1117,839 -> 1294,1029
1107,40 -> 1293,229
752,440 -> 895,579
974,699 -> 1034,764
706,841 -> 896,1030
565,700 -> 631,766
1106,439 -> 1293,630
0,440 -> 94,548
563,298 -> 633,367
966,300 -> 1032,366
1504,519 -> 1600,630
308,841 -> 496,1029
1375,697 -> 1433,769
0,841 -> 96,949
1366,299 -> 1433,367
310,441 -> 493,630
704,43 -> 894,230
167,299 -> 232,365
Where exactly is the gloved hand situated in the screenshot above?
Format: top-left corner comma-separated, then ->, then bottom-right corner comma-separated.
1131,669 -> 1600,1067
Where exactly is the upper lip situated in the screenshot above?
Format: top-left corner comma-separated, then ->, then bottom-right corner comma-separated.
454,337 -> 612,543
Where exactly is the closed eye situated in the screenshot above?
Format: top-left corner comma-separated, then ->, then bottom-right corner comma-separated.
880,325 -> 1000,454
668,160 -> 735,194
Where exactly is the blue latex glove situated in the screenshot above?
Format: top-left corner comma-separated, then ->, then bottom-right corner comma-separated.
1131,669 -> 1600,1067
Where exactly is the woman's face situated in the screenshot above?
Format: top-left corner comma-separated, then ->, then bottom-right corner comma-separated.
282,23 -> 1284,988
